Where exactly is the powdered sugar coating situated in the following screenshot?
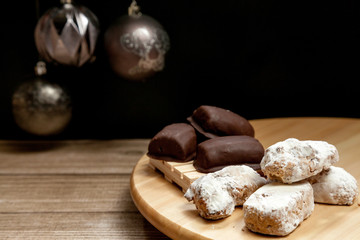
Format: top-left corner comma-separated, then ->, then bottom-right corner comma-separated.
184,165 -> 266,220
261,138 -> 339,183
308,166 -> 358,205
243,181 -> 314,236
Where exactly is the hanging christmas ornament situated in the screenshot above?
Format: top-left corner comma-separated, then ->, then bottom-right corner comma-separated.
104,0 -> 170,81
34,0 -> 100,67
12,61 -> 72,136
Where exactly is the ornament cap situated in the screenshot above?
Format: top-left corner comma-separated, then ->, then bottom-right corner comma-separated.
34,61 -> 47,76
128,0 -> 142,17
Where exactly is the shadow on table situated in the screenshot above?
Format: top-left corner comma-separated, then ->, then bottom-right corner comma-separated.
0,141 -> 67,153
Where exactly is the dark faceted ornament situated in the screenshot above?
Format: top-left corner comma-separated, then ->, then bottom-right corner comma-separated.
12,74 -> 72,136
34,0 -> 100,67
104,2 -> 170,81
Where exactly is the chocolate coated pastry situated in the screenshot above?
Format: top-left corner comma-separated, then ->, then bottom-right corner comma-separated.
187,105 -> 254,139
147,123 -> 197,162
194,135 -> 264,173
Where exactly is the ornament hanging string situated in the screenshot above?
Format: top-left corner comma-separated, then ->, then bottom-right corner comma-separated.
35,0 -> 40,20
35,0 -> 47,75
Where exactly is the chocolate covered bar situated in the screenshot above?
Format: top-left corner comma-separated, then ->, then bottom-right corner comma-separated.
187,105 -> 254,139
194,135 -> 264,173
147,123 -> 197,162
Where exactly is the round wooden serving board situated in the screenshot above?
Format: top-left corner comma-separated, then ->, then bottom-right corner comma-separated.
130,117 -> 360,239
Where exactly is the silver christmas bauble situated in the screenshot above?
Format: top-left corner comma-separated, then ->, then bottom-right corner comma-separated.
12,78 -> 72,136
34,1 -> 100,67
104,14 -> 170,81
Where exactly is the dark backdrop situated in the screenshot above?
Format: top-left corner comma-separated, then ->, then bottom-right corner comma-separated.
1,0 -> 359,139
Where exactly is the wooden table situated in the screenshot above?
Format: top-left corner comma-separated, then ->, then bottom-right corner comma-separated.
0,139 -> 170,239
1,117 -> 360,239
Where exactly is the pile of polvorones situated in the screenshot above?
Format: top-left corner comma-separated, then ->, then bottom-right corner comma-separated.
146,106 -> 359,237
147,105 -> 263,173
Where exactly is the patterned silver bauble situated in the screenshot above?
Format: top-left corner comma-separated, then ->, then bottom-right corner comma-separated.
12,78 -> 72,136
34,1 -> 100,67
105,11 -> 170,81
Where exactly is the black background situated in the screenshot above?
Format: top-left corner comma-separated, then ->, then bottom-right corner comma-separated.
1,0 -> 360,139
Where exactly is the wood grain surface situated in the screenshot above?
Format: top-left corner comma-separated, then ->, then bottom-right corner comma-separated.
0,139 -> 170,239
131,117 -> 360,240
